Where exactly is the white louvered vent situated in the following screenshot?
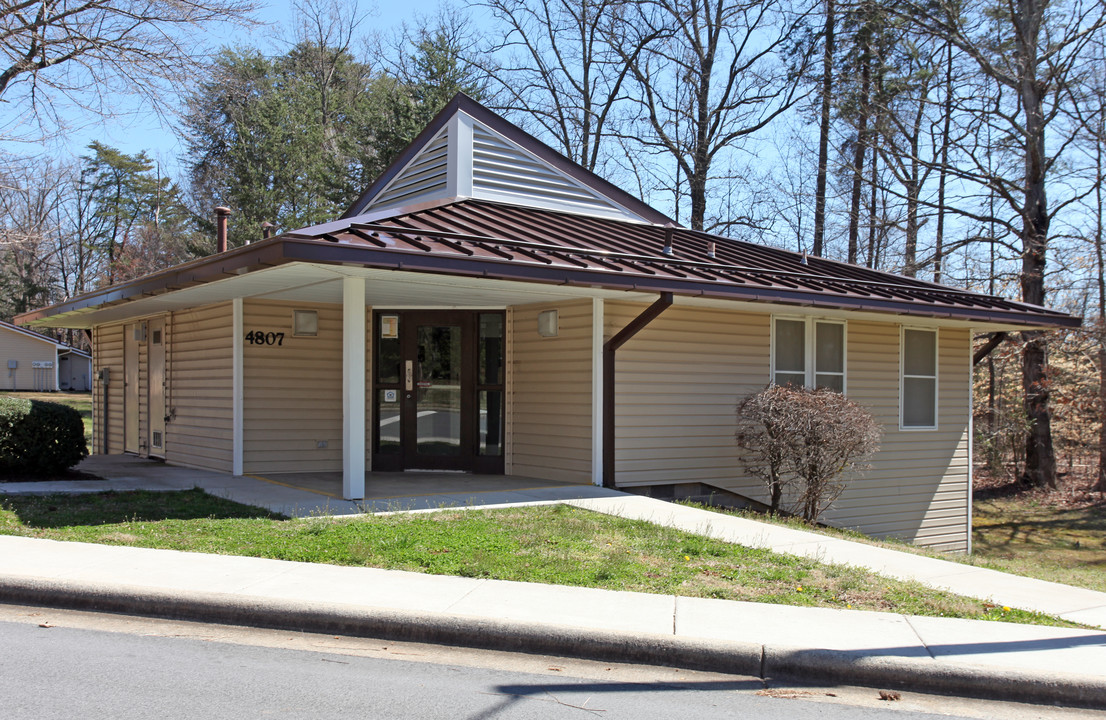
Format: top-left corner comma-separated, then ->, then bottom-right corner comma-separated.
470,123 -> 635,220
369,127 -> 450,210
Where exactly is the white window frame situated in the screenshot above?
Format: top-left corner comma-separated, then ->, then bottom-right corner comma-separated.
770,315 -> 847,393
900,326 -> 938,431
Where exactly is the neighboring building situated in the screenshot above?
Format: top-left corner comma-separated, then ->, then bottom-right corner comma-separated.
16,95 -> 1077,551
1,319 -> 91,392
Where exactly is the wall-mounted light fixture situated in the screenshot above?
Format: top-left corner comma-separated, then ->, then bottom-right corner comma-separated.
537,309 -> 559,338
293,309 -> 318,337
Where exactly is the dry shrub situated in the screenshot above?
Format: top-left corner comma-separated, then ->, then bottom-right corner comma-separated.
736,385 -> 881,524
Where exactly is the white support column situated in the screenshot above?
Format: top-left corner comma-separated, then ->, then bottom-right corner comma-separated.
343,276 -> 367,500
591,297 -> 604,486
232,297 -> 244,476
966,329 -> 974,555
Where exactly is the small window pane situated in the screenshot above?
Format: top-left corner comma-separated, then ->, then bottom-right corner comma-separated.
478,313 -> 504,386
815,322 -> 843,373
815,374 -> 843,392
377,389 -> 400,453
775,319 -> 805,373
903,377 -> 936,426
903,329 -> 936,376
479,390 -> 504,456
376,337 -> 400,384
774,372 -> 806,387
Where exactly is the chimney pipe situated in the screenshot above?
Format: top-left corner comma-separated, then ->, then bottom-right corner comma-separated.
215,206 -> 231,253
663,226 -> 674,256
261,221 -> 275,240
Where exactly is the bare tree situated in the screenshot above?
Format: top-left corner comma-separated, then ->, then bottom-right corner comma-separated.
896,0 -> 1106,488
613,0 -> 816,231
0,0 -> 258,138
812,0 -> 834,256
0,158 -> 67,319
476,0 -> 657,173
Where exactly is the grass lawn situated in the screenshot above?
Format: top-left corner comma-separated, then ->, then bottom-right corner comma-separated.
0,489 -> 1074,627
679,487 -> 1106,594
1,391 -> 92,447
972,493 -> 1106,593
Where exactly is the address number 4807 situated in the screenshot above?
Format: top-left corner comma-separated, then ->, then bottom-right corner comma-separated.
245,331 -> 284,346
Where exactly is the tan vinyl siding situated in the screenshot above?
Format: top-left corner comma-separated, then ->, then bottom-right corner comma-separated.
828,322 -> 971,551
609,303 -> 971,551
1,327 -> 58,391
609,303 -> 767,486
242,300 -> 349,474
92,324 -> 124,454
510,300 -> 593,484
165,304 -> 232,472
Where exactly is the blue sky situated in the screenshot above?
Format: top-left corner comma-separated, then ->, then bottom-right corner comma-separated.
29,0 -> 452,177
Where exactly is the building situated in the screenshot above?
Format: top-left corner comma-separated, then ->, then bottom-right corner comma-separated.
16,95 -> 1077,550
1,319 -> 91,392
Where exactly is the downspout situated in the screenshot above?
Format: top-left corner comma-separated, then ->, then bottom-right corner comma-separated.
972,332 -> 1008,365
602,292 -> 674,488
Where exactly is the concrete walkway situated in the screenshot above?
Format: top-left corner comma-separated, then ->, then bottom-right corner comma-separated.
4,455 -> 1106,706
5,455 -> 1105,628
0,455 -> 623,515
563,495 -> 1106,630
1,535 -> 1104,708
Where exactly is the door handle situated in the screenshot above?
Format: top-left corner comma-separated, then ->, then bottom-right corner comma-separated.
405,360 -> 413,392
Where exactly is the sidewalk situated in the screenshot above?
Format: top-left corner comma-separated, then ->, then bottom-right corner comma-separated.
563,495 -> 1106,630
5,458 -> 1106,706
1,535 -> 1105,708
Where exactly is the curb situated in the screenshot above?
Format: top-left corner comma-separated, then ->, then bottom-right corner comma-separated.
3,574 -> 1105,709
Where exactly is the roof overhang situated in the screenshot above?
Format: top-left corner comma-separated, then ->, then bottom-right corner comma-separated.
16,234 -> 1080,332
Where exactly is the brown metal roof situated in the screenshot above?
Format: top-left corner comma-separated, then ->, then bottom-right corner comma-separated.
289,199 -> 1079,328
17,197 -> 1079,329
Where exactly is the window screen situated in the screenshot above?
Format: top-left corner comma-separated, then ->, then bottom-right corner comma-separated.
902,328 -> 937,428
774,318 -> 845,392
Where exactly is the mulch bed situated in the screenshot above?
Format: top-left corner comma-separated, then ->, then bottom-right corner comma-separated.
974,464 -> 1106,510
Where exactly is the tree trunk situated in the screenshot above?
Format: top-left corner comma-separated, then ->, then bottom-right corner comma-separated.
812,0 -> 834,257
933,40 -> 953,284
1094,77 -> 1106,493
846,41 -> 870,265
866,118 -> 879,268
1016,0 -> 1057,489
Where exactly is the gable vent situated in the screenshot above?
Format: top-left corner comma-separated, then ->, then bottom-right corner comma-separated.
370,127 -> 450,210
471,124 -> 632,219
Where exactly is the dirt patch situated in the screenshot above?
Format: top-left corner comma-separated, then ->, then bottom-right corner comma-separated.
973,467 -> 1105,511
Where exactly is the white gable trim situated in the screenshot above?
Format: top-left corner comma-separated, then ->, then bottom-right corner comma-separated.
362,110 -> 649,223
368,126 -> 451,212
447,112 -> 474,198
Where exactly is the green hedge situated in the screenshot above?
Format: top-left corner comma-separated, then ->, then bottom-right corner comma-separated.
0,397 -> 89,476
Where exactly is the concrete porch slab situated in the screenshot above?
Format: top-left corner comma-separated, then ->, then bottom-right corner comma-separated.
0,455 -> 620,518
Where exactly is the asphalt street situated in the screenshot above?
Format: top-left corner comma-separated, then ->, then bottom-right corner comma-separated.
2,605 -> 1099,720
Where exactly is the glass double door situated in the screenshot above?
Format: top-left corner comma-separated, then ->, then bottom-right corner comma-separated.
373,311 -> 504,473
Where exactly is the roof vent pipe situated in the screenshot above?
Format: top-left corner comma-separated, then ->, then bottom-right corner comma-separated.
261,221 -> 275,240
215,206 -> 231,253
663,226 -> 674,256
707,241 -> 716,259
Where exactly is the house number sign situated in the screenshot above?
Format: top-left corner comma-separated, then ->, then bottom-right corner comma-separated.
244,331 -> 285,346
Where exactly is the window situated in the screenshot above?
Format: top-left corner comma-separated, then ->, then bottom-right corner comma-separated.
772,317 -> 845,392
901,328 -> 937,429
293,310 -> 318,337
